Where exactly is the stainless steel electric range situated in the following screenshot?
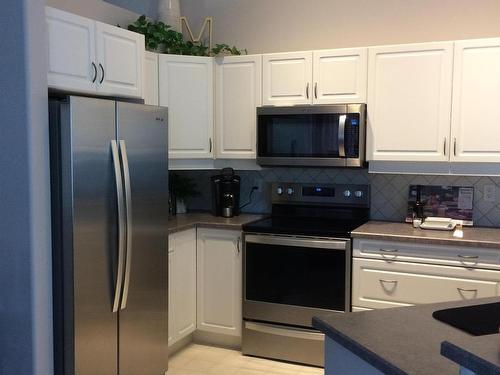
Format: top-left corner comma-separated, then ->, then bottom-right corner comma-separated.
242,182 -> 370,367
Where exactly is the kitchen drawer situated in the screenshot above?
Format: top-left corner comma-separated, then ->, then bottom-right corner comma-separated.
353,238 -> 500,270
352,258 -> 500,310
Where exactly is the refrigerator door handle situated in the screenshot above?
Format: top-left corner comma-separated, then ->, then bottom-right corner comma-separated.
111,140 -> 126,313
119,140 -> 133,310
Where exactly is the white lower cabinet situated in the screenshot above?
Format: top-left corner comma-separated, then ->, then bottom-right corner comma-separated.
196,228 -> 242,337
352,244 -> 500,311
168,229 -> 197,347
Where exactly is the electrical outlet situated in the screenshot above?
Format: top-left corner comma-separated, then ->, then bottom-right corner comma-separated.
484,184 -> 496,203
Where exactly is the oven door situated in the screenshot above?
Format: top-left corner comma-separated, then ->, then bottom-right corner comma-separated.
243,234 -> 351,328
256,104 -> 365,167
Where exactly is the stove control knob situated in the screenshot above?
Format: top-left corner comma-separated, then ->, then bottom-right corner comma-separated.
343,190 -> 352,198
276,186 -> 284,196
354,190 -> 363,198
286,187 -> 295,196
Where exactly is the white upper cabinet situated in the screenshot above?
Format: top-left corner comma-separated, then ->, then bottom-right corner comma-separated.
143,51 -> 159,106
312,48 -> 368,104
159,55 -> 214,159
215,55 -> 262,159
197,228 -> 242,337
95,22 -> 144,98
46,7 -> 96,93
45,7 -> 144,99
262,51 -> 312,106
451,38 -> 500,162
367,42 -> 454,162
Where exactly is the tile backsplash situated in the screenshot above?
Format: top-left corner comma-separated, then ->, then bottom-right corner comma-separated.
175,168 -> 500,227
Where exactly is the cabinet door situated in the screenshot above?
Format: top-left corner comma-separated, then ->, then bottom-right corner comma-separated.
352,258 -> 500,310
367,42 -> 453,161
168,229 -> 197,347
159,55 -> 214,159
46,7 -> 96,93
95,22 -> 144,98
262,51 -> 312,106
451,38 -> 500,162
197,229 -> 242,337
143,51 -> 159,106
312,48 -> 368,104
215,55 -> 261,159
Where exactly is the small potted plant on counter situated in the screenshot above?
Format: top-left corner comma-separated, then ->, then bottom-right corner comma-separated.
169,173 -> 200,215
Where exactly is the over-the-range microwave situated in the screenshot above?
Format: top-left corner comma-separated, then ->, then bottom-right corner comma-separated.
256,104 -> 366,167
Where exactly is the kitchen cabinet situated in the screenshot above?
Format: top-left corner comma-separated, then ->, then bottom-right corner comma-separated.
168,229 -> 197,347
159,55 -> 214,159
215,55 -> 261,159
451,38 -> 500,162
143,51 -> 159,106
352,238 -> 500,311
196,228 -> 242,337
262,49 -> 367,106
46,7 -> 97,93
46,7 -> 144,99
262,51 -> 312,106
367,42 -> 454,162
312,48 -> 367,104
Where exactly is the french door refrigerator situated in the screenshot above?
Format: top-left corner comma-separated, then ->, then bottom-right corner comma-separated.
49,95 -> 169,375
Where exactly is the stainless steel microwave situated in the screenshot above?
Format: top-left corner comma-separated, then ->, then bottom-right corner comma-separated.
256,104 -> 366,167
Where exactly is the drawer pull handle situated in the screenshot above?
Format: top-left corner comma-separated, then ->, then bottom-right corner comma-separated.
380,249 -> 398,253
379,279 -> 398,284
457,287 -> 478,294
458,255 -> 478,259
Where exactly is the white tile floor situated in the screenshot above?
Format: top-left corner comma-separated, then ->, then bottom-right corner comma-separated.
167,343 -> 324,375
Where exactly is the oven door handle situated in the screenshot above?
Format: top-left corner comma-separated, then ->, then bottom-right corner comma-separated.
244,234 -> 348,250
245,322 -> 324,341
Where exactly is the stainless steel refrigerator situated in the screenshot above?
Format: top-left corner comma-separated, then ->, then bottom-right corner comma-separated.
49,95 -> 169,375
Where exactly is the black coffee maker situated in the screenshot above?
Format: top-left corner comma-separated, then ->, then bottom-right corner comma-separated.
211,168 -> 241,217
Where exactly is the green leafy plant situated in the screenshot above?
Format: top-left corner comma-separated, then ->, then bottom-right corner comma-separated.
127,15 -> 245,56
211,43 -> 247,56
170,173 -> 200,200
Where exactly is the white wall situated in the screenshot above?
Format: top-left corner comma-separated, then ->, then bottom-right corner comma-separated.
181,0 -> 500,53
46,0 -> 139,26
0,0 -> 53,374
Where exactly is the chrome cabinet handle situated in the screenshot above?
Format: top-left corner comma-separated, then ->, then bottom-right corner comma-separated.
236,237 -> 241,254
119,140 -> 133,310
111,141 -> 126,313
379,279 -> 398,284
99,63 -> 105,84
91,62 -> 97,83
338,114 -> 346,158
457,287 -> 478,292
443,138 -> 447,156
314,82 -> 318,99
306,83 -> 309,99
458,254 -> 478,259
454,138 -> 457,156
209,138 -> 212,153
380,248 -> 398,253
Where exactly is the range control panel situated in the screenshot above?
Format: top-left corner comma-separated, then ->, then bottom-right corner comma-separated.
272,182 -> 370,207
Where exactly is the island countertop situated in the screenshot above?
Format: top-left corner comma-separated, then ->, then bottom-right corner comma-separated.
312,297 -> 500,375
167,212 -> 265,234
352,221 -> 500,249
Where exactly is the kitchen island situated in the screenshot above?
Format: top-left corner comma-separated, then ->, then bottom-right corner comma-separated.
312,298 -> 500,375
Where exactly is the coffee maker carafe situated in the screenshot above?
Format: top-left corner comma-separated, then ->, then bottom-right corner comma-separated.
211,168 -> 241,217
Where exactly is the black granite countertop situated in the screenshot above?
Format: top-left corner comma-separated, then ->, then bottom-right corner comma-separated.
352,221 -> 500,249
167,212 -> 265,234
313,298 -> 500,375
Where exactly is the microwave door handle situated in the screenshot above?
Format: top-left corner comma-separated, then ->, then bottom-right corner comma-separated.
338,114 -> 347,158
